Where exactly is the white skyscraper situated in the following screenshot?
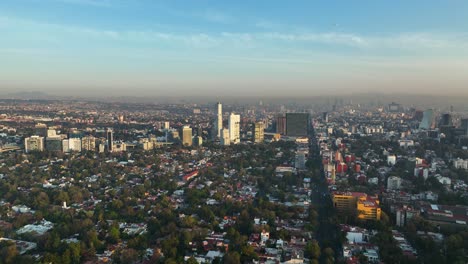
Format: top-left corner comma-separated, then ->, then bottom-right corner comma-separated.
229,113 -> 240,144
215,102 -> 223,138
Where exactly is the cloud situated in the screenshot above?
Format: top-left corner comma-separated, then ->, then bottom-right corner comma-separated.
2,15 -> 468,53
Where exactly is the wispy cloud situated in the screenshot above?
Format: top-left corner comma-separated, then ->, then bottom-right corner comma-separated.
2,15 -> 468,53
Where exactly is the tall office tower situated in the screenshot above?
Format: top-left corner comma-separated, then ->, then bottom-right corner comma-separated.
254,122 -> 265,143
215,102 -> 223,138
220,128 -> 231,146
322,112 -> 329,123
439,113 -> 453,127
46,136 -> 62,151
163,121 -> 170,130
82,135 -> 96,151
182,126 -> 193,146
106,128 -> 114,152
419,109 -> 434,130
62,138 -> 81,152
34,123 -> 48,137
461,119 -> 468,136
286,113 -> 310,137
276,114 -> 287,135
229,113 -> 240,144
25,136 -> 44,153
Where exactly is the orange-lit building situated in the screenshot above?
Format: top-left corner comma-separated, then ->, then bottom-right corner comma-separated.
332,192 -> 381,221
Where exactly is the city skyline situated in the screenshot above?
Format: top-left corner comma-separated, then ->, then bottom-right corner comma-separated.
1,1 -> 468,96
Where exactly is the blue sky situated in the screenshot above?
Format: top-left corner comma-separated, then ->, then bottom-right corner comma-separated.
1,0 -> 468,96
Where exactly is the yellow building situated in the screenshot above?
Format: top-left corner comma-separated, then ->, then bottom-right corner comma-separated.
357,196 -> 381,221
332,192 -> 381,221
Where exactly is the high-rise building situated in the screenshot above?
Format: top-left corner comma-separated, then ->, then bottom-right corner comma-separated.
387,176 -> 402,190
295,151 -> 307,169
62,138 -> 81,152
461,119 -> 468,136
220,128 -> 230,146
82,135 -> 96,151
106,128 -> 114,152
25,136 -> 44,153
439,113 -> 453,127
163,121 -> 170,130
419,109 -> 434,130
34,123 -> 48,137
276,114 -> 286,135
254,122 -> 264,143
286,113 -> 310,137
229,113 -> 240,144
215,102 -> 223,138
46,136 -> 62,152
322,112 -> 329,123
182,126 -> 193,146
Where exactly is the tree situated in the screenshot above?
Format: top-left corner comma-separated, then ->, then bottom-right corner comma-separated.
186,257 -> 198,264
223,251 -> 241,264
305,240 -> 321,260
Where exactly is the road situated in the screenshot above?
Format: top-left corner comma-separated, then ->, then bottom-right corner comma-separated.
308,123 -> 343,263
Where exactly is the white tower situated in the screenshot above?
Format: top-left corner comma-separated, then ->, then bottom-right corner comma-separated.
215,102 -> 223,138
229,113 -> 240,144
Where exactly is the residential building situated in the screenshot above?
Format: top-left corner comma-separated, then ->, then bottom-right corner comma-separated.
229,113 -> 240,144
254,122 -> 264,143
220,128 -> 230,146
82,135 -> 96,151
182,126 -> 193,146
25,136 -> 44,153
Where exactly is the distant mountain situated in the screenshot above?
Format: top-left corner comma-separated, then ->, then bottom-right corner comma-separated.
3,91 -> 52,100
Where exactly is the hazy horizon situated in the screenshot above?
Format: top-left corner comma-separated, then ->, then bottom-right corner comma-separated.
1,1 -> 468,96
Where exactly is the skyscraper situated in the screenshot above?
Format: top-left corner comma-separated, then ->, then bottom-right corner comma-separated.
276,114 -> 286,135
461,119 -> 468,136
254,122 -> 264,143
182,126 -> 193,146
439,113 -> 453,127
229,113 -> 240,144
419,109 -> 434,130
106,128 -> 114,152
215,102 -> 223,138
286,113 -> 310,137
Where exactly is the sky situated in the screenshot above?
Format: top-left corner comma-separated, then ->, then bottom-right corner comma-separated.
1,0 -> 468,97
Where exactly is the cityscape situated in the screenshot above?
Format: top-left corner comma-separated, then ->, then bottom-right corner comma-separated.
1,1 -> 468,264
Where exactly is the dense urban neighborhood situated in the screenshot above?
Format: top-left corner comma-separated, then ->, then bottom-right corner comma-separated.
0,99 -> 467,264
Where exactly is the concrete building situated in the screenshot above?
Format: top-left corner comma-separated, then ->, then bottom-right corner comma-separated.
220,128 -> 230,146
106,128 -> 114,152
62,138 -> 81,152
295,151 -> 307,170
182,126 -> 193,146
276,114 -> 286,135
254,122 -> 264,143
34,123 -> 48,137
387,155 -> 397,166
25,136 -> 44,153
82,135 -> 96,151
195,136 -> 203,147
215,102 -> 223,138
228,113 -> 240,144
461,118 -> 468,136
387,176 -> 402,190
